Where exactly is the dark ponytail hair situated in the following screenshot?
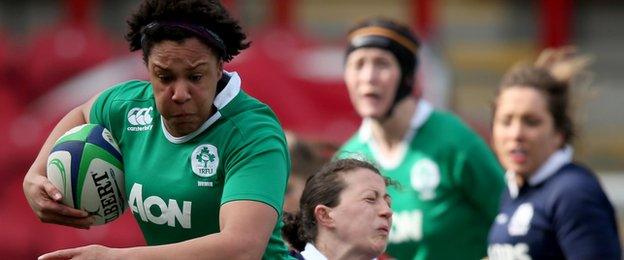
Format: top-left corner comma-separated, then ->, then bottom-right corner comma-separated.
282,211 -> 307,251
281,158 -> 389,251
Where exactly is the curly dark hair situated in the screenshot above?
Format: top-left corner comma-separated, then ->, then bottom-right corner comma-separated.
125,0 -> 250,62
281,158 -> 392,251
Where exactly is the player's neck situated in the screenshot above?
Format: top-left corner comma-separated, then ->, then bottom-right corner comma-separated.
369,97 -> 417,150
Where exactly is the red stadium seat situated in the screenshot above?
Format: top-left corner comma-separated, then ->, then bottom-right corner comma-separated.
19,21 -> 121,101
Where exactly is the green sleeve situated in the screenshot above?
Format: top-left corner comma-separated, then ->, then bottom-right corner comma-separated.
220,128 -> 289,214
89,83 -> 126,129
453,136 -> 505,222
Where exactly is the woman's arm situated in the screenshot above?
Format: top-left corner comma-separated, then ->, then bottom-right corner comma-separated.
22,95 -> 99,229
39,200 -> 278,260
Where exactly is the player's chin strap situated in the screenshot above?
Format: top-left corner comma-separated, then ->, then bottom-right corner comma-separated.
378,75 -> 414,122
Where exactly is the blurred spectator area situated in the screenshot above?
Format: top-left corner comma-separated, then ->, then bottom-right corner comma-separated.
0,0 -> 622,258
1,0 -> 621,169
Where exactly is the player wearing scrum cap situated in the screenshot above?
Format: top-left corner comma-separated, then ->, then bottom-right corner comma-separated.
337,18 -> 505,260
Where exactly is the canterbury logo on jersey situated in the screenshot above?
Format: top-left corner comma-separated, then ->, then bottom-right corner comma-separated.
128,183 -> 192,228
127,107 -> 154,132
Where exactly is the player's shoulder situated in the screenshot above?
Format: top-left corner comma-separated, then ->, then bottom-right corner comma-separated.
547,163 -> 604,198
335,132 -> 371,161
220,90 -> 285,142
426,110 -> 474,135
421,109 -> 485,150
100,79 -> 152,101
227,91 -> 280,125
551,163 -> 598,186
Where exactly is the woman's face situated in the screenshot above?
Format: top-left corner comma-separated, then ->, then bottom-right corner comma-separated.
493,86 -> 563,177
148,38 -> 223,137
328,168 -> 392,257
344,48 -> 401,120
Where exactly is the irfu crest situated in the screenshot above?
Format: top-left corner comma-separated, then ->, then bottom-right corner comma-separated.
191,144 -> 219,177
196,147 -> 216,168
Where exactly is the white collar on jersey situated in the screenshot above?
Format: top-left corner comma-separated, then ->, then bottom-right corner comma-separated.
300,242 -> 379,260
357,99 -> 433,169
161,71 -> 241,144
300,243 -> 328,260
506,145 -> 573,198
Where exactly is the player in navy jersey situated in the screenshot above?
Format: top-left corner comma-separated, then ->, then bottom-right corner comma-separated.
488,47 -> 621,259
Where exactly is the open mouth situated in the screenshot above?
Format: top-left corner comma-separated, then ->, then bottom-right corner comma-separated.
362,93 -> 380,99
509,147 -> 528,164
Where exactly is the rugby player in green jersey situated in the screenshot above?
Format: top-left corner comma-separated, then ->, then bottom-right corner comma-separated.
337,18 -> 505,259
24,0 -> 293,259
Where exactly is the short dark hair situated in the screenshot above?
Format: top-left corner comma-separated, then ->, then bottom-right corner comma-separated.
494,64 -> 574,145
282,158 -> 391,251
125,0 -> 250,63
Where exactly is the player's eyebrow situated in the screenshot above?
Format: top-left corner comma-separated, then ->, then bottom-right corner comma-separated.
151,63 -> 169,71
187,62 -> 208,70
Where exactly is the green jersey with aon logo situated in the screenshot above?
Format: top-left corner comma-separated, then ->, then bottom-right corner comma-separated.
338,100 -> 505,260
90,72 -> 292,259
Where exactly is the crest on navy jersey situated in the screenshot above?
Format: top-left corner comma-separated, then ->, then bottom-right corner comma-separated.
191,144 -> 219,178
410,158 -> 440,200
495,213 -> 509,225
508,203 -> 534,236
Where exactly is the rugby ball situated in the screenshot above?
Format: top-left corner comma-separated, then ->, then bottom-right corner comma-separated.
46,124 -> 125,225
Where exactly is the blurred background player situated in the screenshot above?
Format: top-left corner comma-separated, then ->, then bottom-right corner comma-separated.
282,158 -> 393,260
24,0 -> 293,259
488,47 -> 621,259
337,17 -> 505,259
284,131 -> 329,213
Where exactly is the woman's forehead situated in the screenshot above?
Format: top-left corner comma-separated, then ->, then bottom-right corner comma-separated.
342,169 -> 385,190
348,47 -> 395,59
148,39 -> 218,67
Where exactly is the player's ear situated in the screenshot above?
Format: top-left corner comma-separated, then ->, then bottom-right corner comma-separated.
314,205 -> 335,228
217,61 -> 223,79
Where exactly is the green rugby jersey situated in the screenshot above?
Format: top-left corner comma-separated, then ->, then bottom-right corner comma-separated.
90,72 -> 292,259
338,101 -> 504,260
